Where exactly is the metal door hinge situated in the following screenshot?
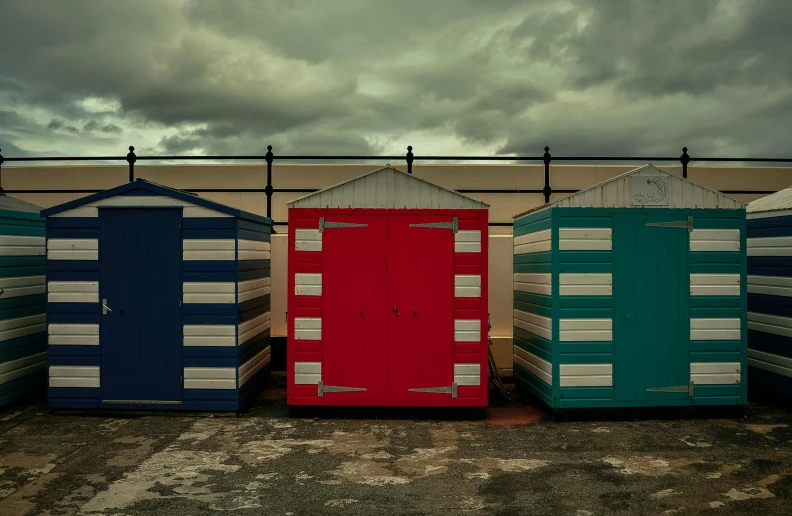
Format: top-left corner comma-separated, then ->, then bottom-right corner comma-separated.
179,298 -> 182,308
319,217 -> 368,233
409,217 -> 458,233
180,375 -> 183,385
408,382 -> 458,398
646,381 -> 694,397
646,216 -> 693,233
317,381 -> 367,397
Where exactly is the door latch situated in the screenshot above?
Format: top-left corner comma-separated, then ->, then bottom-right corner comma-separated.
102,299 -> 112,315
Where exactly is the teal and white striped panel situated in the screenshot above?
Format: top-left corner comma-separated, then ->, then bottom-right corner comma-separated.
514,229 -> 551,254
0,275 -> 45,299
690,229 -> 740,252
690,318 -> 741,341
513,310 -> 551,340
560,273 -> 612,296
690,361 -> 741,385
559,228 -> 611,251
513,273 -> 551,295
690,274 -> 740,296
559,363 -> 613,387
0,235 -> 46,257
513,345 -> 552,385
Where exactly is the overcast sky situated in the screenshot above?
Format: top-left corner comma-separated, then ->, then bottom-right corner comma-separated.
1,0 -> 791,162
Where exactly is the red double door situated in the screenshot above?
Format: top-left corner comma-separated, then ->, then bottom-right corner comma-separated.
321,214 -> 456,404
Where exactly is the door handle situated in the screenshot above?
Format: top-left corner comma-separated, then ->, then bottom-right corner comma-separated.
102,299 -> 113,315
393,306 -> 398,313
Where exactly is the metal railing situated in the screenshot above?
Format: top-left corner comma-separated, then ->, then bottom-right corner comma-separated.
1,145 -> 791,226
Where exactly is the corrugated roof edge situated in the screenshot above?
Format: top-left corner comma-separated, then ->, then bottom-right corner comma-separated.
746,185 -> 792,213
40,179 -> 273,225
286,164 -> 490,208
512,163 -> 746,219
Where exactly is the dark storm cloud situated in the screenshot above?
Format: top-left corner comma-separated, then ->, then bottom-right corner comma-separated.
0,0 -> 790,159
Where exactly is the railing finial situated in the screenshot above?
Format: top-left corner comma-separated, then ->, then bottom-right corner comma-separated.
0,147 -> 4,193
542,146 -> 552,203
265,145 -> 274,220
126,145 -> 136,182
406,145 -> 414,174
680,146 -> 690,179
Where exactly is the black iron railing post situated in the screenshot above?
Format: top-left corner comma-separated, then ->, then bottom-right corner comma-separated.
406,145 -> 414,174
0,148 -> 4,193
680,147 -> 690,179
542,146 -> 552,203
265,145 -> 274,219
126,146 -> 136,182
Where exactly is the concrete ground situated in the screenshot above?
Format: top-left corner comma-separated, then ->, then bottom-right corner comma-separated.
1,376 -> 791,516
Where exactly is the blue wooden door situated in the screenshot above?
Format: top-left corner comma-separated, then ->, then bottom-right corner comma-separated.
99,208 -> 183,403
613,213 -> 690,403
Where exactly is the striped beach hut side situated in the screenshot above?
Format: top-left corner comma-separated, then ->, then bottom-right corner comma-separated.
0,194 -> 47,408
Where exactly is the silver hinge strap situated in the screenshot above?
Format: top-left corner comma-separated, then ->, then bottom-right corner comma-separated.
317,381 -> 367,397
319,217 -> 368,233
646,381 -> 694,397
409,217 -> 458,233
646,216 -> 693,232
408,382 -> 458,398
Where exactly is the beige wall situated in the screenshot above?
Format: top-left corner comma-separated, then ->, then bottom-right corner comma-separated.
5,163 -> 790,368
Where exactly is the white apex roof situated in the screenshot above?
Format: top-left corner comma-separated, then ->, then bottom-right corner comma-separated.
747,185 -> 792,213
514,164 -> 745,219
287,165 -> 489,210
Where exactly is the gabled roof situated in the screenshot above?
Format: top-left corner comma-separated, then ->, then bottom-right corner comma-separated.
514,164 -> 745,219
41,179 -> 272,224
287,165 -> 489,209
0,193 -> 43,215
747,185 -> 792,213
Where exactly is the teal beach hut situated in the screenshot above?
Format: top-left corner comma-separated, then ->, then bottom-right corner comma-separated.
0,193 -> 46,408
512,164 -> 747,410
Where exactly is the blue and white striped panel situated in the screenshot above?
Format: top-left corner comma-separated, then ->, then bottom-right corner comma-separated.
0,235 -> 46,256
183,240 -> 235,261
238,345 -> 271,387
47,239 -> 98,260
238,239 -> 270,260
748,349 -> 792,380
48,281 -> 99,303
182,282 -> 235,304
238,278 -> 270,303
748,235 -> 792,256
49,365 -> 100,388
748,275 -> 792,297
183,367 -> 236,389
48,324 -> 99,346
50,196 -> 230,219
183,312 -> 271,347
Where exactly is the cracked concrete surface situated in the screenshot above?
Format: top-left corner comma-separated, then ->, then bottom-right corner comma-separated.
0,378 -> 791,515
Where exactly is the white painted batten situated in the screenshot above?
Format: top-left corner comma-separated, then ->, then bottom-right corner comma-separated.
454,363 -> 481,386
50,195 -> 230,218
559,273 -> 613,296
559,228 -> 612,251
513,273 -> 552,295
748,312 -> 792,338
748,276 -> 792,297
690,229 -> 740,252
455,275 -> 481,298
48,323 -> 99,345
513,229 -> 551,255
48,365 -> 100,388
183,239 -> 235,261
46,238 -> 99,260
748,247 -> 792,257
748,348 -> 792,369
47,281 -> 99,303
513,346 -> 552,385
748,236 -> 792,248
690,273 -> 741,296
690,373 -> 741,385
454,319 -> 481,342
183,378 -> 236,389
559,364 -> 613,376
690,362 -> 741,374
559,375 -> 613,387
184,367 -> 236,379
294,317 -> 322,340
295,361 -> 322,384
182,282 -> 235,304
0,275 -> 46,299
239,346 -> 271,386
295,229 -> 322,252
238,312 -> 271,345
295,273 -> 322,296
0,314 -> 47,343
559,318 -> 612,342
0,352 -> 47,375
0,235 -> 45,257
238,239 -> 271,260
183,324 -> 236,347
238,278 -> 271,303
690,318 -> 741,340
513,309 -> 552,340
455,230 -> 482,253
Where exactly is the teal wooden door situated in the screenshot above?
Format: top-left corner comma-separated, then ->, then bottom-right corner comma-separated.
613,213 -> 690,403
